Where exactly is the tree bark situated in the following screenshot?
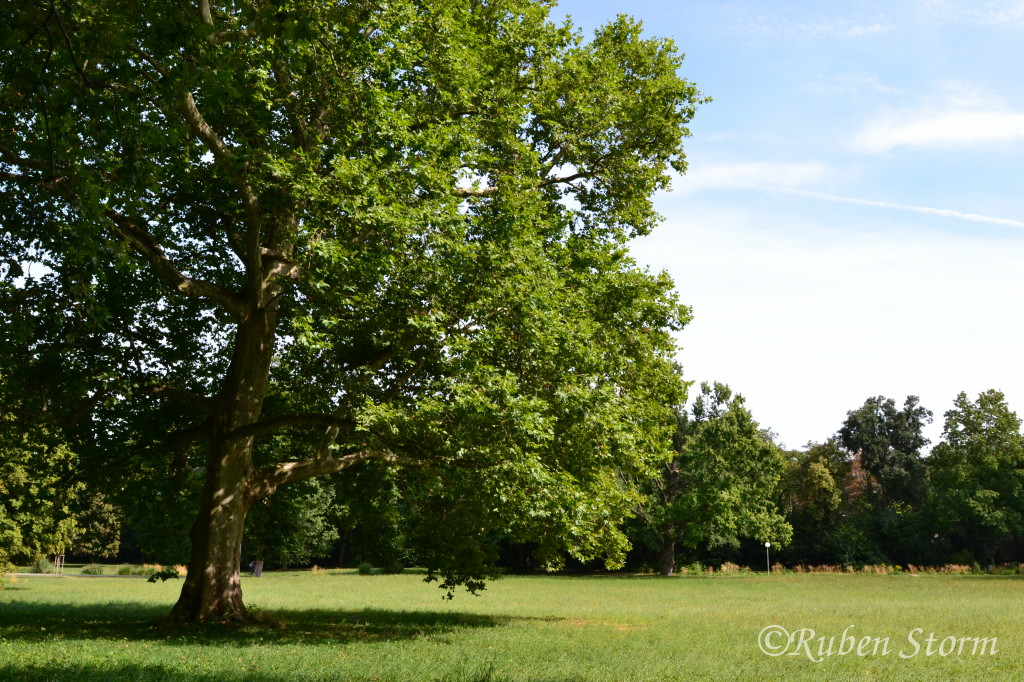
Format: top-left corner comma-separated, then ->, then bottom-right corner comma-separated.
170,307 -> 276,623
659,533 -> 676,576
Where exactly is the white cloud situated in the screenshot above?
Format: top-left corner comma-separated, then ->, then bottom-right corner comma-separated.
918,0 -> 1024,27
806,73 -> 902,97
855,108 -> 1024,153
676,161 -> 833,192
840,23 -> 891,37
723,8 -> 895,40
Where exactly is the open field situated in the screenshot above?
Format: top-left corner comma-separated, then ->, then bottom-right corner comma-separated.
1,571 -> 1022,680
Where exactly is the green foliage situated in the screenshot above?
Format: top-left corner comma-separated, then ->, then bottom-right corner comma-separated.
929,390 -> 1024,561
72,493 -> 123,561
0,408 -> 83,564
357,562 -> 374,576
839,395 -> 932,507
637,381 -> 792,573
245,476 -> 339,569
116,565 -> 133,576
0,0 -> 703,607
31,556 -> 53,574
147,566 -> 180,582
80,563 -> 104,575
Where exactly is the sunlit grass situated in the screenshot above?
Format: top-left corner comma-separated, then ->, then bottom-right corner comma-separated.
1,571 -> 1021,680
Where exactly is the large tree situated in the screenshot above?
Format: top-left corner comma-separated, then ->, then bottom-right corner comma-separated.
639,382 -> 791,576
1,0 -> 702,621
839,395 -> 932,508
929,390 -> 1024,562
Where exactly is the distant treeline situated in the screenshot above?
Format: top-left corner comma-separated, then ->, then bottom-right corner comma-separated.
4,387 -> 1022,576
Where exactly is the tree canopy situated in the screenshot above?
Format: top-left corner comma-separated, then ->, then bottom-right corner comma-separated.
637,381 -> 791,575
929,390 -> 1024,561
1,0 -> 704,620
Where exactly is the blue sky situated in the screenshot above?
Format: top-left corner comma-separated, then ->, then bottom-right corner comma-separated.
555,0 -> 1024,449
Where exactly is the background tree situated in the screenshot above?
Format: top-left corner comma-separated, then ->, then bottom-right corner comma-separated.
836,395 -> 932,564
778,439 -> 845,565
637,382 -> 791,575
0,409 -> 82,565
929,390 -> 1024,563
1,0 -> 703,620
839,395 -> 933,508
71,492 -> 123,561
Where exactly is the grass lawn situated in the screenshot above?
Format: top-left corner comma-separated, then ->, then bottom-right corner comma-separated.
1,570 -> 1021,680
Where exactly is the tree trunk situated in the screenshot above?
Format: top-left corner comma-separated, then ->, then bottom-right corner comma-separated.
659,534 -> 676,576
170,307 -> 276,623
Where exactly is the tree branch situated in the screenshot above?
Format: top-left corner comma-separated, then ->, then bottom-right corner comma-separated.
105,209 -> 244,318
541,172 -> 588,187
179,92 -> 233,162
248,439 -> 378,501
199,0 -> 214,28
0,142 -> 48,171
224,413 -> 356,441
138,382 -> 218,413
178,91 -> 264,282
169,421 -> 212,476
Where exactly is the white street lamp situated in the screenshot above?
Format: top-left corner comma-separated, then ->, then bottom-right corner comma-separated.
765,542 -> 771,574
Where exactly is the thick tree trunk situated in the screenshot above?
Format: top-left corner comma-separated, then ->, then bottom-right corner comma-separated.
170,437 -> 253,622
171,308 -> 276,623
659,534 -> 676,576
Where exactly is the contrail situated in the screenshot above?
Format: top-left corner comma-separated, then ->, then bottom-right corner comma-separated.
778,187 -> 1024,229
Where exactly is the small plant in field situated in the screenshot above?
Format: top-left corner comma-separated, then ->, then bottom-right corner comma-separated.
311,565 -> 324,577
147,566 -> 181,582
135,564 -> 160,576
357,562 -> 374,575
940,564 -> 972,575
771,562 -> 784,574
32,557 -> 53,574
116,564 -> 133,575
718,562 -> 740,574
174,564 -> 187,576
81,564 -> 104,575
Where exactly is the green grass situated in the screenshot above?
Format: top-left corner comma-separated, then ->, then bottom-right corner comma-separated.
1,571 -> 1022,680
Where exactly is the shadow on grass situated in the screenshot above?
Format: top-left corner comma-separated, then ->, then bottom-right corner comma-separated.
0,599 -> 516,647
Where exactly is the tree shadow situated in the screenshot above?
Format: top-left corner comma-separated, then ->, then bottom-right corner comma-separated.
0,662 -> 280,682
0,599 -> 518,647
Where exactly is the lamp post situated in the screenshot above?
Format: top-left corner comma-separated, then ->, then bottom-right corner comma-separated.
765,542 -> 771,574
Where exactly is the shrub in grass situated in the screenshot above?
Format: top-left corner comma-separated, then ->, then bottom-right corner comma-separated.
147,566 -> 180,582
81,564 -> 104,575
135,564 -> 159,576
357,562 -> 374,575
32,557 -> 53,574
116,564 -> 133,575
679,562 -> 704,575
